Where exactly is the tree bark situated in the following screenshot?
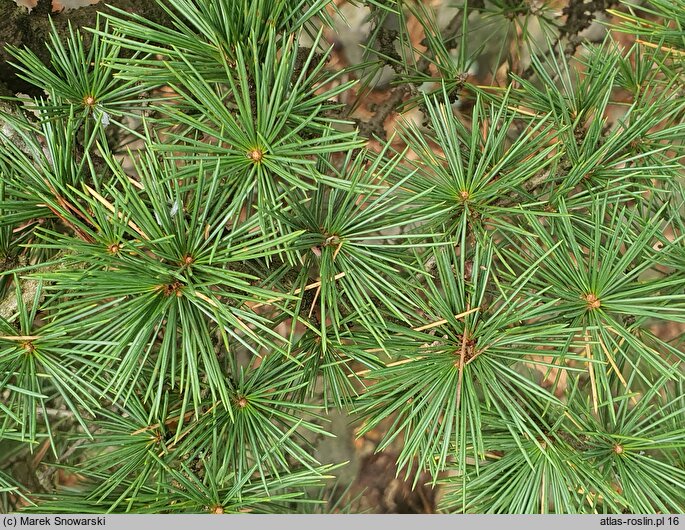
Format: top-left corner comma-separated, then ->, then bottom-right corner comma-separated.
0,0 -> 172,95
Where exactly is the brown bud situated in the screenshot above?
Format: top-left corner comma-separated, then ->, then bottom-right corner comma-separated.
247,148 -> 264,163
107,243 -> 122,254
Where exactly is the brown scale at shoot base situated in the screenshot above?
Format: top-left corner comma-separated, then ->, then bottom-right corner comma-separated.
161,281 -> 184,297
454,335 -> 477,367
583,293 -> 601,310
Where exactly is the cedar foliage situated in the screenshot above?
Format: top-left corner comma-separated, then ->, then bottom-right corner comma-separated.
0,0 -> 684,514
